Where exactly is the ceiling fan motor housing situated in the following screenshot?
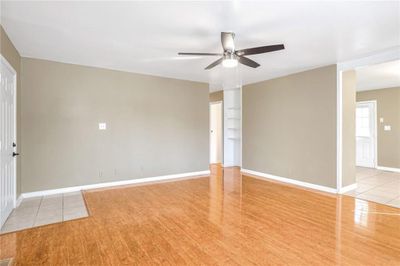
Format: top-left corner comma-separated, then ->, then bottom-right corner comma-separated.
223,53 -> 237,60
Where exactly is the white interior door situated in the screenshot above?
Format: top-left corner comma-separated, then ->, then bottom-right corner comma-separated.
356,101 -> 376,168
0,56 -> 17,228
210,102 -> 222,164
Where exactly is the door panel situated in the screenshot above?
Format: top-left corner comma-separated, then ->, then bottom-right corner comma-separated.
356,102 -> 375,168
210,102 -> 222,164
0,57 -> 16,228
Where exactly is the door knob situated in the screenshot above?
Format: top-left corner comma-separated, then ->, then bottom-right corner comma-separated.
12,152 -> 19,157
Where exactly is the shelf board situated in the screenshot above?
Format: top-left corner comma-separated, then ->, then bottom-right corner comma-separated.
227,107 -> 241,110
227,127 -> 240,130
227,137 -> 241,140
227,117 -> 240,120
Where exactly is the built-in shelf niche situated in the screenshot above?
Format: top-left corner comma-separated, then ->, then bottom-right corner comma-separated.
223,88 -> 242,167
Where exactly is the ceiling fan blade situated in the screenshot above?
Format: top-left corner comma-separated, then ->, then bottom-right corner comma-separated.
178,52 -> 222,56
205,58 -> 223,70
236,44 -> 285,56
238,56 -> 260,68
221,32 -> 235,52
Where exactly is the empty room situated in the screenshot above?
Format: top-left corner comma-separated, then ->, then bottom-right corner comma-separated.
0,1 -> 399,265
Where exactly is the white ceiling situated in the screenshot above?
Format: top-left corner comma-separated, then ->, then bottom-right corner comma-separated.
1,1 -> 399,90
356,60 -> 400,91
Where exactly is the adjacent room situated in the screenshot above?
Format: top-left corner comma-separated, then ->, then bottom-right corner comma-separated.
0,1 -> 399,265
343,60 -> 400,207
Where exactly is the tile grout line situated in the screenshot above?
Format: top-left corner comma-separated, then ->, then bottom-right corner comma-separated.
357,169 -> 400,182
386,196 -> 400,205
358,181 -> 400,196
357,169 -> 384,180
1,197 -> 41,233
358,193 -> 399,204
356,177 -> 400,196
353,170 -> 400,206
32,196 -> 44,227
356,182 -> 400,204
358,172 -> 389,182
357,185 -> 398,198
1,207 -> 16,231
1,193 -> 89,234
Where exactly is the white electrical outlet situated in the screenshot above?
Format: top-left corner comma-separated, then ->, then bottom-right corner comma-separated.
384,125 -> 391,131
99,122 -> 107,130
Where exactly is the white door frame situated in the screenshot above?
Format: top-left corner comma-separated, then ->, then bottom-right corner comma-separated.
0,54 -> 17,210
356,100 -> 377,168
209,101 -> 223,164
336,47 -> 400,191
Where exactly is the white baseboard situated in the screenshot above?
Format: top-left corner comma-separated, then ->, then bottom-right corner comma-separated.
241,169 -> 338,194
338,183 -> 357,194
376,166 -> 400,173
21,170 -> 210,199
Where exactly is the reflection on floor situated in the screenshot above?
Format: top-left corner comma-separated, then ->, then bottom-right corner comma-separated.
0,191 -> 88,234
345,167 -> 400,208
1,165 -> 399,265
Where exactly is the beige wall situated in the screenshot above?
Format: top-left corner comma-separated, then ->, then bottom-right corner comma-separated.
342,70 -> 356,187
1,25 -> 22,196
357,87 -> 400,169
243,65 -> 337,188
210,91 -> 223,102
21,58 -> 209,192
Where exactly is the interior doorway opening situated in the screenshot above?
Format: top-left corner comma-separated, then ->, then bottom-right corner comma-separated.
339,56 -> 400,208
210,101 -> 223,164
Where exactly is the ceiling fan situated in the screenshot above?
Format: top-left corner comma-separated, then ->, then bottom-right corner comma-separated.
178,32 -> 285,70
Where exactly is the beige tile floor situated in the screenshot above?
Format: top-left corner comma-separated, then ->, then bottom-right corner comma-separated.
0,258 -> 12,266
0,191 -> 88,234
346,167 -> 400,208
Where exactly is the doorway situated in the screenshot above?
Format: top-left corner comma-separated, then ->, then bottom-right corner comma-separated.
356,101 -> 376,168
210,102 -> 223,164
339,56 -> 400,208
0,55 -> 17,228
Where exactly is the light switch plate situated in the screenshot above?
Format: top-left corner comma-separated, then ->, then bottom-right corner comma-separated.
379,117 -> 384,123
99,122 -> 106,130
384,125 -> 391,131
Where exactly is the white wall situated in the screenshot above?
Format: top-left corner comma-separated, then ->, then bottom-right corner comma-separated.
210,102 -> 223,163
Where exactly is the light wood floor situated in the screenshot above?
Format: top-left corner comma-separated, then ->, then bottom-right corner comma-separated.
1,165 -> 399,265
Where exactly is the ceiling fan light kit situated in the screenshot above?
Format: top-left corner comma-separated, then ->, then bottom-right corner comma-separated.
178,32 -> 285,70
222,54 -> 238,68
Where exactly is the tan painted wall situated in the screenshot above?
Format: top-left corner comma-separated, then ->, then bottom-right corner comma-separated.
0,25 -> 22,196
357,87 -> 400,169
243,65 -> 337,188
21,58 -> 209,192
342,70 -> 356,187
210,91 -> 223,102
